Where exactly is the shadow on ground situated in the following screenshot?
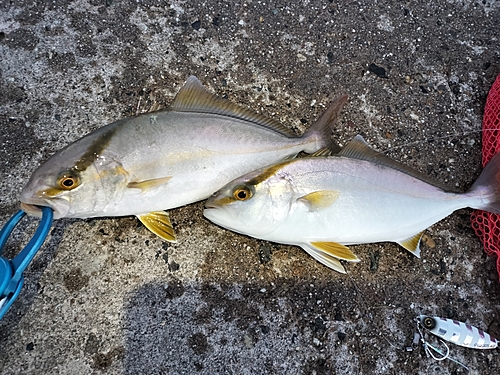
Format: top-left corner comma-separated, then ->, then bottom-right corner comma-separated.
120,276 -> 500,375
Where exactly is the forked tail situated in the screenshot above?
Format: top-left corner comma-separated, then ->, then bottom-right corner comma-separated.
302,95 -> 348,154
469,151 -> 500,213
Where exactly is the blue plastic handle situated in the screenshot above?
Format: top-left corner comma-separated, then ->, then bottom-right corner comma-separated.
0,207 -> 53,320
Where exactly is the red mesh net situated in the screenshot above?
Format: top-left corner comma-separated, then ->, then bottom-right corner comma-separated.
470,74 -> 500,281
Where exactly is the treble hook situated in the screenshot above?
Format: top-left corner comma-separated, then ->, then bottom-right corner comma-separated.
424,339 -> 450,361
415,317 -> 470,371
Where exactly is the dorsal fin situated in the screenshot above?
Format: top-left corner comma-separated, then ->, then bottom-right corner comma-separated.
338,135 -> 454,192
169,76 -> 296,137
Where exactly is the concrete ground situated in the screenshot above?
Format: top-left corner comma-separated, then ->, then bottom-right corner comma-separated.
1,0 -> 499,374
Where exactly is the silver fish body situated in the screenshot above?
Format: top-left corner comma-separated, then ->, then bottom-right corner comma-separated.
20,76 -> 346,241
204,135 -> 500,273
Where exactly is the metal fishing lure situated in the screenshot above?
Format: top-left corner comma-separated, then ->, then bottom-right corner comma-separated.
417,315 -> 498,349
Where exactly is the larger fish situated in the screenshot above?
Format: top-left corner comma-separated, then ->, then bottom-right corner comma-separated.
20,76 -> 347,241
204,135 -> 500,273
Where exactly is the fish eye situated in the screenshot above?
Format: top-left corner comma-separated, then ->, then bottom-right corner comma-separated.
233,185 -> 252,201
57,171 -> 81,190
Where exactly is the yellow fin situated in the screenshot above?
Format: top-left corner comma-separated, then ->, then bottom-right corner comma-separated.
137,211 -> 177,242
298,190 -> 340,211
170,76 -> 296,137
397,232 -> 424,258
310,241 -> 360,262
300,244 -> 347,273
127,176 -> 172,192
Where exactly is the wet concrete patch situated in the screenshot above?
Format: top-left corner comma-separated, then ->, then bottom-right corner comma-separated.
63,267 -> 90,293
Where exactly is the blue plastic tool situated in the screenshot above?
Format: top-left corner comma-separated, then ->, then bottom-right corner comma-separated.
0,207 -> 53,320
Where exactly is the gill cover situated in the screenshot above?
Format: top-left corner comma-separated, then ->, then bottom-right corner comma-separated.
206,168 -> 295,237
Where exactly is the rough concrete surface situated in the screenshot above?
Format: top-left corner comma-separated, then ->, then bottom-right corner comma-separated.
1,1 -> 500,374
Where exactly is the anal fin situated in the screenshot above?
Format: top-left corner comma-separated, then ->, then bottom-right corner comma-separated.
310,241 -> 360,262
137,211 -> 177,242
396,231 -> 424,258
300,244 -> 347,274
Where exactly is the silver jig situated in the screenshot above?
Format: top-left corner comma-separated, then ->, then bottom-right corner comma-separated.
415,317 -> 469,371
417,315 -> 498,349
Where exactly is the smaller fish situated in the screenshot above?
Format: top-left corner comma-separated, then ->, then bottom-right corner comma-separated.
417,315 -> 498,349
204,135 -> 500,273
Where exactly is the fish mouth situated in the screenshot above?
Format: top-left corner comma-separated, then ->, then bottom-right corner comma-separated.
204,192 -> 220,209
20,202 -> 44,217
20,198 -> 69,219
204,201 -> 219,209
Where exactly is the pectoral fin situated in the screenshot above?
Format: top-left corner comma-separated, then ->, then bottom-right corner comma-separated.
310,241 -> 360,262
127,176 -> 172,192
396,231 -> 424,258
298,190 -> 340,211
137,211 -> 177,242
300,244 -> 347,274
